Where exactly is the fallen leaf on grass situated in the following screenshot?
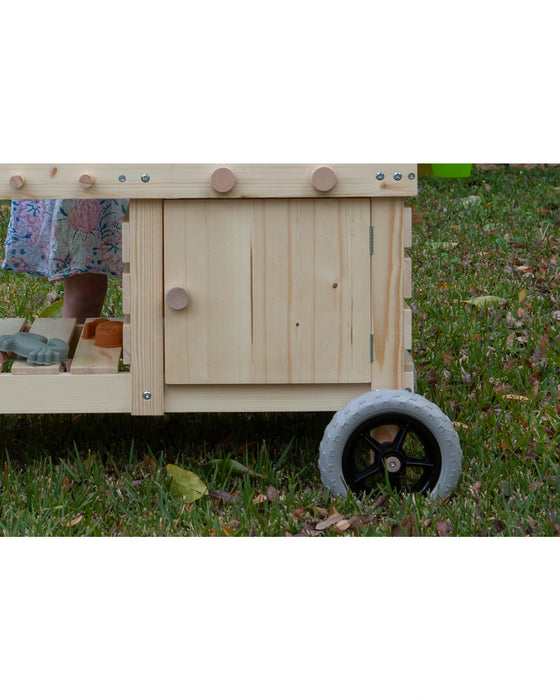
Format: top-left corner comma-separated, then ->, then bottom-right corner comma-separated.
391,514 -> 417,537
63,515 -> 83,527
503,393 -> 529,402
266,485 -> 280,501
315,513 -> 345,531
167,464 -> 208,503
462,295 -> 504,308
252,494 -> 268,504
205,458 -> 265,480
528,481 -> 544,491
334,519 -> 352,532
372,494 -> 390,510
436,519 -> 453,537
210,489 -> 238,504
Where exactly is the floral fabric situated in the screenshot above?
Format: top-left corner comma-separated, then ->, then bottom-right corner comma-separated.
2,199 -> 128,280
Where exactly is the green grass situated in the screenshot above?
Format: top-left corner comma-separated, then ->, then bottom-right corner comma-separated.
1,168 -> 560,536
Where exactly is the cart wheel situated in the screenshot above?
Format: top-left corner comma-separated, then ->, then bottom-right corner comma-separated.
319,390 -> 462,499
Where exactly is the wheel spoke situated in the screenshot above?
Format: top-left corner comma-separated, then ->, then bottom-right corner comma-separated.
407,456 -> 437,473
356,431 -> 383,456
392,424 -> 409,451
353,462 -> 384,485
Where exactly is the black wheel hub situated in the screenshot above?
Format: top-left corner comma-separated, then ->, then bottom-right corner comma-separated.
341,412 -> 442,496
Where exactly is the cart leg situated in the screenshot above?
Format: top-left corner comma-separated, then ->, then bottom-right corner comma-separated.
129,199 -> 164,415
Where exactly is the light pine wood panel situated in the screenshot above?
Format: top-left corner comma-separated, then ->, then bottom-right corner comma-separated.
129,200 -> 164,414
164,383 -> 371,412
70,318 -> 123,374
164,198 -> 371,384
371,198 -> 405,390
0,373 -> 131,413
0,164 -> 417,199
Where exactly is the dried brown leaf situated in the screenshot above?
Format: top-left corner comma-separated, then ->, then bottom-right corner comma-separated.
290,508 -> 306,521
210,489 -> 238,504
315,513 -> 345,531
372,494 -> 390,510
436,519 -> 452,537
266,485 -> 280,501
334,519 -> 352,532
63,514 -> 83,527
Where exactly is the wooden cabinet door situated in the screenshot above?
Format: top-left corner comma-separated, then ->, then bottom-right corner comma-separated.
164,198 -> 371,384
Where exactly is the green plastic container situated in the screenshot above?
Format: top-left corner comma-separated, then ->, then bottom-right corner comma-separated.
431,164 -> 472,178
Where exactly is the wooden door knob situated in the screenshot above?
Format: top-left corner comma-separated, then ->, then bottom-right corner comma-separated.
311,165 -> 337,192
79,173 -> 95,189
9,174 -> 25,189
166,286 -> 191,310
210,166 -> 236,193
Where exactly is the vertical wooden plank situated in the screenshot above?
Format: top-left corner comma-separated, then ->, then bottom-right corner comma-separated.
371,197 -> 405,390
403,255 -> 412,298
252,199 -> 370,383
129,199 -> 164,414
164,200 -> 252,384
121,271 -> 131,314
403,205 -> 412,248
404,302 -> 412,349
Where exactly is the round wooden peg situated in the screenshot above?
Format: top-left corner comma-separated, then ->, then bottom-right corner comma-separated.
210,166 -> 236,193
79,173 -> 95,189
311,165 -> 338,192
166,286 -> 191,311
9,174 -> 25,190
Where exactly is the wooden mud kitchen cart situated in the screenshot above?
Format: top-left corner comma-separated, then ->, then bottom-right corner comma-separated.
0,164 -> 462,499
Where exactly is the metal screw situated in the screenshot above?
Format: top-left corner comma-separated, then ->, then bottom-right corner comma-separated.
143,391 -> 152,400
408,172 -> 416,180
376,172 -> 385,181
119,175 -> 126,182
393,172 -> 403,181
141,174 -> 150,183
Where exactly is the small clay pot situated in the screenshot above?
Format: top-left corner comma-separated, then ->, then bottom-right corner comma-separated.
82,319 -> 123,348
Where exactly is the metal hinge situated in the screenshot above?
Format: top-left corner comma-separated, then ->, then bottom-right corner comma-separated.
369,225 -> 374,254
370,333 -> 374,362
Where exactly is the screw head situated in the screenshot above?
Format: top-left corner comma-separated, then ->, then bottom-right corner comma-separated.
376,172 -> 385,181
393,172 -> 403,181
119,175 -> 126,182
141,174 -> 150,183
408,172 -> 416,180
143,391 -> 152,400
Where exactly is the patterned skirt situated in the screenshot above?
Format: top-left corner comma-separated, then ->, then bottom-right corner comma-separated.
2,199 -> 128,280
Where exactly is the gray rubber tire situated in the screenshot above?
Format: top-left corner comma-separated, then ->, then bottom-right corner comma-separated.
319,390 -> 462,500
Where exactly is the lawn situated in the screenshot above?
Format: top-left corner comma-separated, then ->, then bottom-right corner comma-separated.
1,165 -> 559,536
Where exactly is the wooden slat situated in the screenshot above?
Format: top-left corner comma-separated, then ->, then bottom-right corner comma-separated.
403,255 -> 412,298
122,323 -> 131,365
121,219 -> 130,264
0,164 -> 417,199
129,199 -> 164,415
70,318 -> 123,375
11,318 -> 76,375
0,318 -> 27,335
404,303 -> 412,350
122,271 -> 131,314
403,350 -> 416,393
0,373 -> 131,413
403,205 -> 412,248
371,198 -> 405,390
164,383 -> 371,413
0,318 -> 27,370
